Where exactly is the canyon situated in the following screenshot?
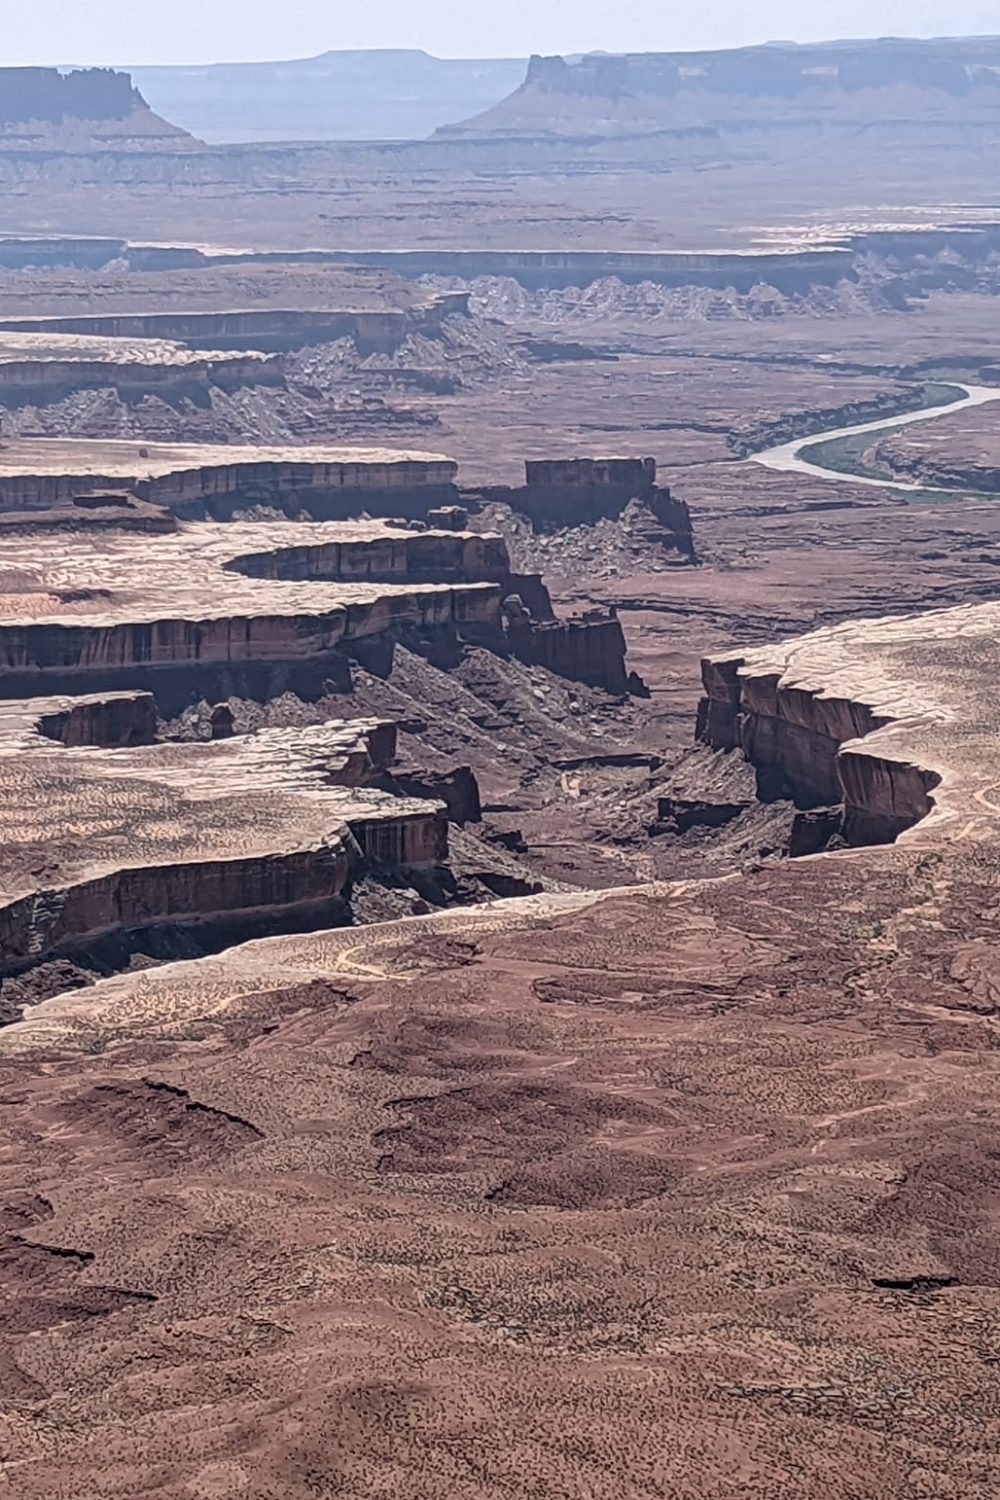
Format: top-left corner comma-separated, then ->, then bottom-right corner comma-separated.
2,37 -> 1000,1500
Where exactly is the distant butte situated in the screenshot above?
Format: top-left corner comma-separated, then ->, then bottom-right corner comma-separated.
0,65 -> 195,150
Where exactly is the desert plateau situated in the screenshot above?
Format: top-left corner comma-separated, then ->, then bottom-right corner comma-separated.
0,21 -> 999,1497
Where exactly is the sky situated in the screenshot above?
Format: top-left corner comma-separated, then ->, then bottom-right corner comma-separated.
5,0 -> 1000,67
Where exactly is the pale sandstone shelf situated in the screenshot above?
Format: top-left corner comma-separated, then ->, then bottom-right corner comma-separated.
0,331 -> 271,369
701,600 -> 1000,845
0,436 -> 458,511
0,294 -> 469,352
0,691 -> 446,972
0,515 -> 506,676
0,330 -> 279,394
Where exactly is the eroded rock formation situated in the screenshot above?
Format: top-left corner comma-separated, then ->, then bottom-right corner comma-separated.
0,697 -> 446,978
0,436 -> 460,516
694,607 -> 1000,846
0,438 -> 642,984
486,456 -> 695,559
0,68 -> 194,148
448,36 -> 1000,143
0,332 -> 280,404
0,294 -> 469,354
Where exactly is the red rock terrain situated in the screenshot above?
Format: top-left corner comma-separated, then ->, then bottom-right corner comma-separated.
1,55 -> 1000,1497
1,599 -> 1000,1497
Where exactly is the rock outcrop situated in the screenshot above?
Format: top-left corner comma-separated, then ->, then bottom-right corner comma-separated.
0,437 -> 459,517
488,456 -> 695,559
0,701 -> 447,977
0,295 -> 469,354
0,68 -> 194,150
446,37 -> 1000,144
694,607 -> 1000,847
0,508 -> 507,700
507,610 -> 630,696
0,333 -> 280,404
315,247 -> 854,294
8,661 -> 1000,1500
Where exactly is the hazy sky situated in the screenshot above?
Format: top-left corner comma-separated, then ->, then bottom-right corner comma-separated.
7,0 -> 999,67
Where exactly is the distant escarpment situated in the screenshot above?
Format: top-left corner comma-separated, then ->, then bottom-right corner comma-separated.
0,67 -> 194,150
444,36 -> 1000,142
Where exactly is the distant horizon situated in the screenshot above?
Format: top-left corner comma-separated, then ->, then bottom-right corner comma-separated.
8,0 -> 1000,70
51,31 -> 1000,74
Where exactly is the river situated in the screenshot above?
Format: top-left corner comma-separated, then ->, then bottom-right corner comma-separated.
751,382 -> 1000,494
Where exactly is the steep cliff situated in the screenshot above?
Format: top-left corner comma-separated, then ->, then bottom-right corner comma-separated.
0,701 -> 447,977
0,512 -> 506,698
0,296 -> 468,355
0,437 -> 459,517
447,37 -> 1000,142
696,612 -> 971,848
492,456 -> 695,559
507,612 -> 630,696
0,68 -> 194,150
0,333 -> 280,404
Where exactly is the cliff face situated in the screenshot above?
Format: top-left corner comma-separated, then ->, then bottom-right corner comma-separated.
0,69 -> 136,127
449,37 -> 1000,141
0,440 -> 459,518
0,68 -> 194,149
0,337 -> 280,405
0,297 -> 468,355
523,40 -> 1000,104
508,613 -> 630,697
0,698 -> 448,977
500,456 -> 695,559
314,248 -> 852,293
698,628 -> 947,849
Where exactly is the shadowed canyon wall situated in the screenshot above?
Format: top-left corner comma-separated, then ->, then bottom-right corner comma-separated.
699,654 -> 939,846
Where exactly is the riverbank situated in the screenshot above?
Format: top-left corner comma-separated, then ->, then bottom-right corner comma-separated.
752,381 -> 1000,498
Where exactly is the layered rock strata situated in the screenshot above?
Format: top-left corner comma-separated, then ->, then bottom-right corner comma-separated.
0,694 -> 445,976
0,235 -> 127,270
0,436 -> 459,517
17,597 -> 1000,1047
0,508 -> 507,698
0,295 -> 469,354
4,581 -> 1000,1500
507,611 -> 630,696
695,605 -> 1000,846
448,37 -> 1000,147
0,426 -> 645,979
0,332 -> 280,402
0,67 -> 193,149
317,247 -> 854,292
487,456 -> 695,557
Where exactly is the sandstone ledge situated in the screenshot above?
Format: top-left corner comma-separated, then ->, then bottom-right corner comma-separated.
0,331 -> 280,399
0,436 -> 458,514
0,696 -> 447,975
699,600 -> 1000,844
13,597 -> 1000,1050
0,513 -> 507,684
0,294 -> 468,353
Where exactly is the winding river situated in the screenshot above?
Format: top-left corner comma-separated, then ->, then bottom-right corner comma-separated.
752,382 -> 1000,494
